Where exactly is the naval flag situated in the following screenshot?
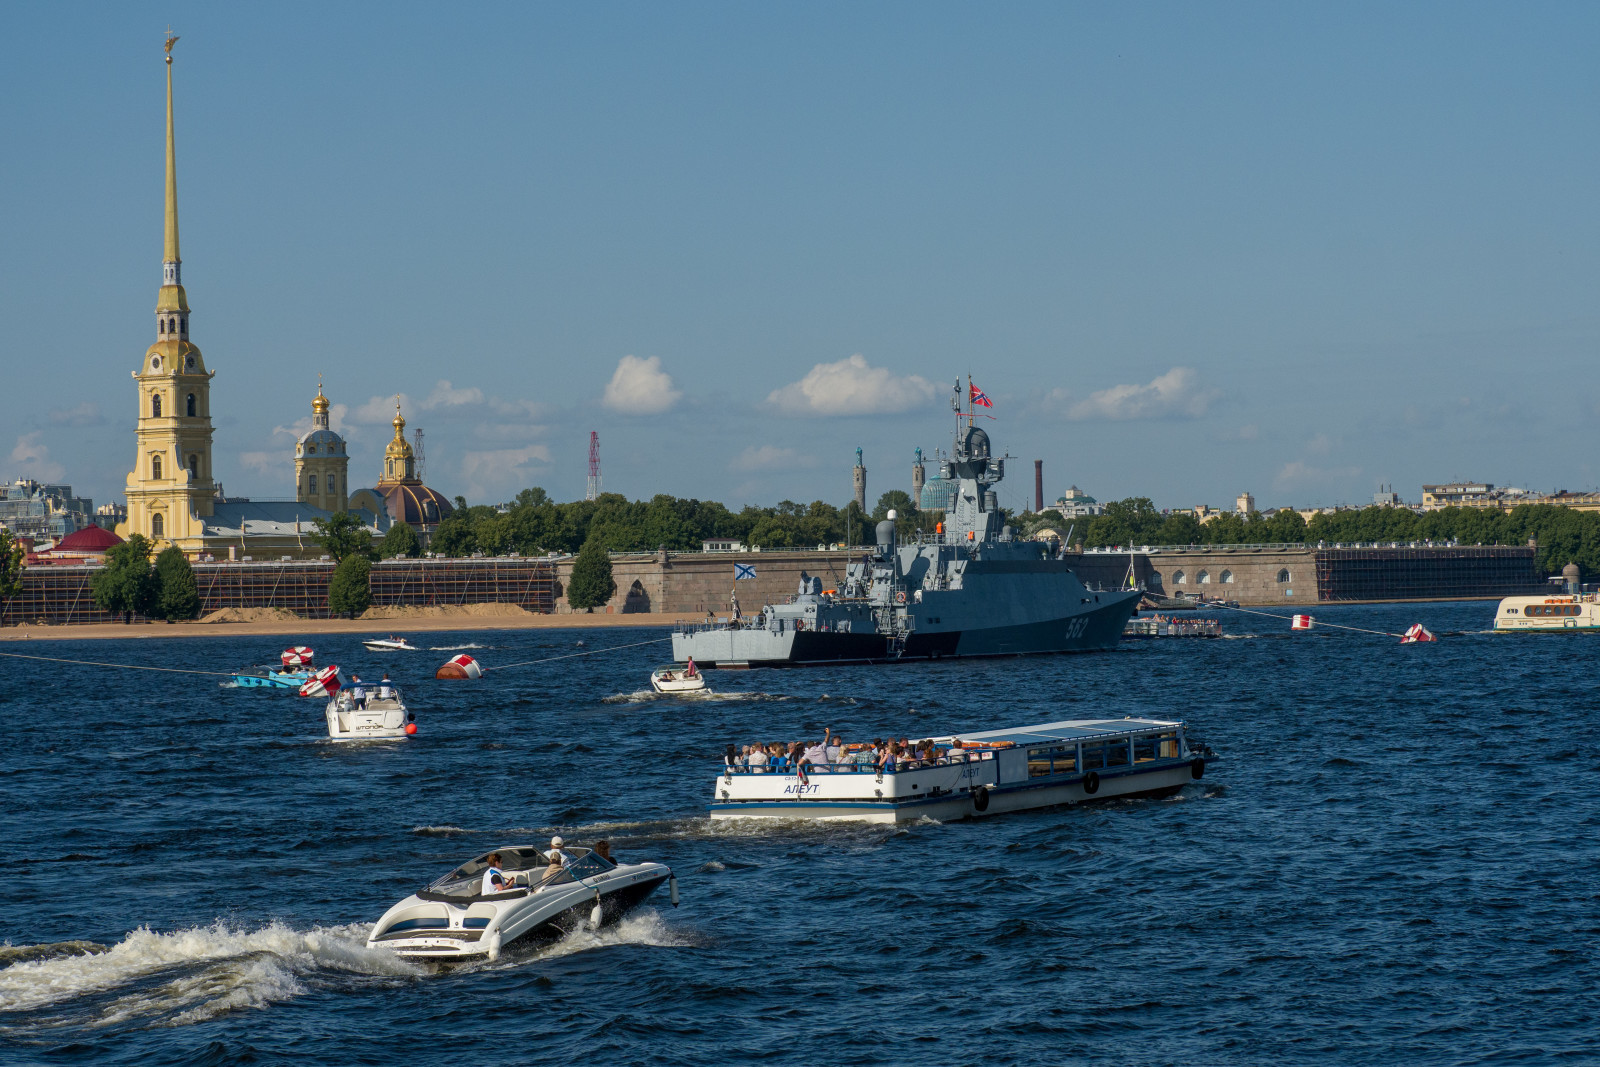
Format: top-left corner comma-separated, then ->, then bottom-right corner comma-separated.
969,383 -> 993,409
734,563 -> 757,580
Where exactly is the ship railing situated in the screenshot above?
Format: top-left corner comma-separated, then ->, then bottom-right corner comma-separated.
723,752 -> 997,775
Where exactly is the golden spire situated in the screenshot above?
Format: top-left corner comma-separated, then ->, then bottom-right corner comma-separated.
164,32 -> 180,266
391,396 -> 407,440
311,380 -> 330,415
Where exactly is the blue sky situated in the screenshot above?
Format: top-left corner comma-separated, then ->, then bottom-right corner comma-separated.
4,3 -> 1598,514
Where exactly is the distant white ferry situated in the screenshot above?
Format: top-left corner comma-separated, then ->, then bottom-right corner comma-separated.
712,717 -> 1217,824
1493,594 -> 1600,632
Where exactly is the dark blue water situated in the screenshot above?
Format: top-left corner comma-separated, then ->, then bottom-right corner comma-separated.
2,603 -> 1598,1065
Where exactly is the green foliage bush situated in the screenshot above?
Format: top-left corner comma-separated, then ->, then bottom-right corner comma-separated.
153,545 -> 200,621
91,533 -> 158,622
328,555 -> 373,618
312,512 -> 376,563
378,521 -> 422,559
566,537 -> 614,612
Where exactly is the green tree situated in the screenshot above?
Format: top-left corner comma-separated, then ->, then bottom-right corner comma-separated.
91,533 -> 158,623
873,490 -> 916,521
1086,498 -> 1163,547
0,528 -> 25,607
566,536 -> 614,611
516,487 -> 550,508
153,545 -> 201,621
454,495 -> 469,512
430,515 -> 477,557
1153,513 -> 1204,546
378,521 -> 422,559
327,554 -> 372,618
312,512 -> 375,562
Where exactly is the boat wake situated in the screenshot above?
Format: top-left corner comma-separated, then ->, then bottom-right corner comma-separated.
0,922 -> 416,1031
600,690 -> 791,705
429,643 -> 488,651
409,825 -> 471,836
478,910 -> 697,971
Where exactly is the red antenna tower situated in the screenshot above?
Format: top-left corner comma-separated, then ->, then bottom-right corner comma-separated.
586,431 -> 601,501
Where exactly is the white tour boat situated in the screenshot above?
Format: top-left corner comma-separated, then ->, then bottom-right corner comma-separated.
1493,593 -> 1600,632
325,685 -> 414,741
650,664 -> 707,694
713,717 -> 1217,824
363,636 -> 419,652
367,842 -> 675,963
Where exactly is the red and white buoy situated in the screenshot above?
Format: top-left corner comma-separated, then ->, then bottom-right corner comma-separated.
281,646 -> 314,667
1399,623 -> 1437,644
1290,614 -> 1315,630
434,653 -> 483,680
299,665 -> 343,697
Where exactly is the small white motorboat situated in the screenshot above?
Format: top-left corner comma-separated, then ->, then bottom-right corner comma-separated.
651,663 -> 707,694
325,684 -> 414,741
363,636 -> 418,652
367,840 -> 675,964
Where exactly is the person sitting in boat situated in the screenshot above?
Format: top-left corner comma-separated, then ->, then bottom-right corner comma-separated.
747,745 -> 769,773
547,836 -> 574,866
660,669 -> 676,682
481,852 -> 514,894
593,840 -> 613,863
378,673 -> 393,700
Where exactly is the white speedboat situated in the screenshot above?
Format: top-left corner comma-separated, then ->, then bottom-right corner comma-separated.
326,686 -> 414,741
712,717 -> 1218,824
367,843 -> 676,963
363,636 -> 418,652
650,665 -> 707,694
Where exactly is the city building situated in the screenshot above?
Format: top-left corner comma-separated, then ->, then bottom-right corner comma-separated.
295,384 -> 349,513
1053,486 -> 1104,519
1421,483 -> 1537,511
1236,491 -> 1255,515
94,502 -> 127,532
348,401 -> 454,538
115,43 -> 388,559
28,525 -> 123,566
0,480 -> 95,542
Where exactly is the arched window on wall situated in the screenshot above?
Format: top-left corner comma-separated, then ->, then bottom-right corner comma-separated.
1220,570 -> 1234,584
151,513 -> 164,538
187,394 -> 196,417
158,319 -> 166,335
328,475 -> 336,495
1277,568 -> 1291,583
152,455 -> 162,480
187,455 -> 198,478
309,475 -> 318,494
1197,570 -> 1211,584
151,393 -> 162,418
1172,570 -> 1186,585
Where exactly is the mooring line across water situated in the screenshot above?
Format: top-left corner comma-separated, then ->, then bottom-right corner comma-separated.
0,650 -> 239,676
487,636 -> 674,672
1165,596 -> 1405,638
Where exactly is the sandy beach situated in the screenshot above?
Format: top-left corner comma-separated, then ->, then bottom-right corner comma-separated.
0,611 -> 704,642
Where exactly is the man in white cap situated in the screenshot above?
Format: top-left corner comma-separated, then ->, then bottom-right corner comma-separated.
547,836 -> 574,867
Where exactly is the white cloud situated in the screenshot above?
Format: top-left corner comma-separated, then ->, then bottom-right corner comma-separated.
49,402 -> 103,427
1053,367 -> 1219,421
352,393 -> 415,424
602,355 -> 681,415
9,433 -> 64,481
424,380 -> 485,409
730,445 -> 817,472
238,450 -> 290,480
767,354 -> 937,416
1274,460 -> 1362,490
460,445 -> 554,499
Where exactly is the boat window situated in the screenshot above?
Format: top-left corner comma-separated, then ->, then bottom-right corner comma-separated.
1027,745 -> 1076,776
1103,738 -> 1131,766
1027,747 -> 1052,777
1156,731 -> 1180,758
1134,737 -> 1158,762
384,917 -> 450,933
1081,743 -> 1106,770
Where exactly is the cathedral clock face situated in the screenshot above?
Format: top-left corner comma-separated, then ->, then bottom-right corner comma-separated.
151,355 -> 162,371
185,355 -> 195,370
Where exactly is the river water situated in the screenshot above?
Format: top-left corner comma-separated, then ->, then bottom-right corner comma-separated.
2,601 -> 1597,1065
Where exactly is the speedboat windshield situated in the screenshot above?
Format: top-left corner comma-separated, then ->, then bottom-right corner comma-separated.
423,846 -> 615,898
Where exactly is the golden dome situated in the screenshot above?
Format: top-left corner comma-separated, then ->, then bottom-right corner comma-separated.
385,400 -> 413,462
311,385 -> 330,415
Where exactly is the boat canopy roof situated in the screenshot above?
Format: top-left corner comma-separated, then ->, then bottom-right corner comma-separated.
954,717 -> 1182,746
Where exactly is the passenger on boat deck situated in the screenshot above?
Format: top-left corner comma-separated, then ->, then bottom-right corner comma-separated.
481,852 -> 512,894
548,836 -> 574,866
379,673 -> 393,700
748,745 -> 769,771
593,840 -> 613,862
350,676 -> 366,707
725,744 -> 739,767
802,738 -> 828,766
825,734 -> 843,763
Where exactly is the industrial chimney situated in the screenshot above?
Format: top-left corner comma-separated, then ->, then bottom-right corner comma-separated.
1034,460 -> 1044,512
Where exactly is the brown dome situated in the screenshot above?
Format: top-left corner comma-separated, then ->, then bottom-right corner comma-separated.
55,526 -> 124,552
378,482 -> 454,528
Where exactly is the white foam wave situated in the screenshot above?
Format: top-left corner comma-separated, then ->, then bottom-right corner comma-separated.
410,825 -> 470,836
486,910 -> 692,970
429,643 -> 487,651
0,922 -> 417,1024
600,690 -> 789,705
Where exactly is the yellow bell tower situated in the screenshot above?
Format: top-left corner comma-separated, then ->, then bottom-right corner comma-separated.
295,382 -> 350,513
123,33 -> 216,549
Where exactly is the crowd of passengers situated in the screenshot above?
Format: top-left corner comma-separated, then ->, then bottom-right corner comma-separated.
723,731 -> 984,773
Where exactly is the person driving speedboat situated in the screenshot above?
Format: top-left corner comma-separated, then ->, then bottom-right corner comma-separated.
481,852 -> 520,893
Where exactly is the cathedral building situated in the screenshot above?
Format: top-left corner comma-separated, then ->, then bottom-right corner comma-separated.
117,40 -> 390,560
348,402 -> 454,537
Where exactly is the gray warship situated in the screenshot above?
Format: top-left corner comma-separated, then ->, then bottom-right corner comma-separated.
671,392 -> 1141,667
